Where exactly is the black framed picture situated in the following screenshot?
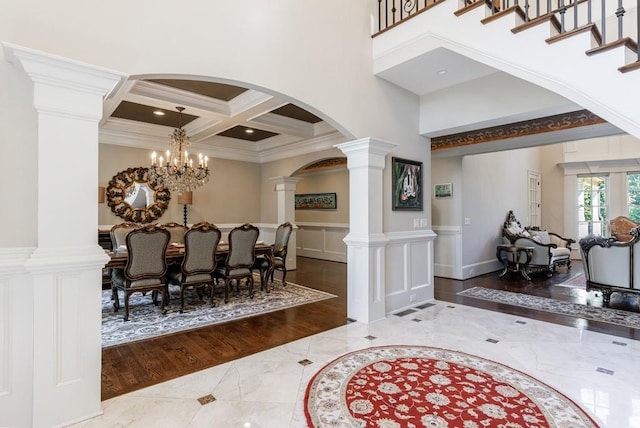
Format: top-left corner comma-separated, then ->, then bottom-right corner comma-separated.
392,157 -> 423,211
295,193 -> 337,209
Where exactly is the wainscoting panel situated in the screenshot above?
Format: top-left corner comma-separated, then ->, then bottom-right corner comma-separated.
55,274 -> 81,386
385,230 -> 436,314
296,222 -> 348,263
0,279 -> 8,397
433,226 -> 463,279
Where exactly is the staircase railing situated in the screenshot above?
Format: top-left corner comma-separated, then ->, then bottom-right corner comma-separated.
374,0 -> 639,63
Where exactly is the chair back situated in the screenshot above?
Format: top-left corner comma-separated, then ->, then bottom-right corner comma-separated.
110,222 -> 138,249
125,224 -> 170,281
182,222 -> 221,275
226,223 -> 259,269
273,222 -> 293,258
162,222 -> 187,244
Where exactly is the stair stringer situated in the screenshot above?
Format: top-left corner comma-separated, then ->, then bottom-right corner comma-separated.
372,0 -> 640,139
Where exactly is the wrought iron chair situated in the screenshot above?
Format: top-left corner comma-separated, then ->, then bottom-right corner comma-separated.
214,223 -> 259,303
111,224 -> 171,321
252,222 -> 293,290
168,222 -> 221,312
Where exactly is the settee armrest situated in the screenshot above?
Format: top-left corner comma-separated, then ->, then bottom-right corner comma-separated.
548,232 -> 574,249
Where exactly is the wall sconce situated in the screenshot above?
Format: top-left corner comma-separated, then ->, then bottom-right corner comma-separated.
178,191 -> 193,227
98,186 -> 105,204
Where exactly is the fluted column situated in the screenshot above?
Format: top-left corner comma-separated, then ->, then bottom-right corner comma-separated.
336,138 -> 396,323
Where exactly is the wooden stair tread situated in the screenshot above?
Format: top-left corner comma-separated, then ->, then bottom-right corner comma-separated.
454,0 -> 485,17
586,37 -> 638,56
546,23 -> 602,46
481,5 -> 524,25
619,60 -> 640,73
512,14 -> 561,34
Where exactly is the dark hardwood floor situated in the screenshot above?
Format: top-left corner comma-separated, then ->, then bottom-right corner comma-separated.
101,257 -> 348,401
101,257 -> 640,401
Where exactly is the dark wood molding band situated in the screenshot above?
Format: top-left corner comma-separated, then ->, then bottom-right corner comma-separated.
586,37 -> 637,56
512,14 -> 561,34
430,109 -> 606,151
619,60 -> 640,73
546,23 -> 602,46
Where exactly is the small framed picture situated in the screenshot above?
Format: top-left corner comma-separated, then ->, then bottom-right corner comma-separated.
434,183 -> 452,198
392,157 -> 423,211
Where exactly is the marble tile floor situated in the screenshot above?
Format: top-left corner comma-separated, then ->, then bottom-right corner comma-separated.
73,300 -> 640,428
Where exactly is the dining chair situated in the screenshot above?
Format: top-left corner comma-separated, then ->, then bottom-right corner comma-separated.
111,224 -> 171,321
161,221 -> 187,245
252,222 -> 293,290
214,223 -> 259,303
109,221 -> 139,249
168,222 -> 221,312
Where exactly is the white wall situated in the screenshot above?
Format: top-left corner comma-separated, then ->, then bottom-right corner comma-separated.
420,72 -> 577,136
432,147 -> 541,279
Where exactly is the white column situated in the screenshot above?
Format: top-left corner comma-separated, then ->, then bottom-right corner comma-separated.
3,43 -> 125,428
336,138 -> 396,323
270,176 -> 302,270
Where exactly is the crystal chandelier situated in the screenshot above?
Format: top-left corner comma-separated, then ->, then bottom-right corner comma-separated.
149,106 -> 210,193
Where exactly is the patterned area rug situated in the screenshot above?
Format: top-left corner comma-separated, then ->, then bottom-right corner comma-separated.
457,287 -> 640,329
304,345 -> 598,427
102,278 -> 335,348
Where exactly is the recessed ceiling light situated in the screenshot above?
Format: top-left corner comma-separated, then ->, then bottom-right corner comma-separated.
245,128 -> 254,134
153,110 -> 166,116
436,69 -> 447,75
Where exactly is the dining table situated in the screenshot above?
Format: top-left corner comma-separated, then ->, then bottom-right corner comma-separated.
105,242 -> 274,270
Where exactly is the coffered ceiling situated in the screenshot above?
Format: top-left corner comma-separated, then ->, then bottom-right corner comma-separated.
100,78 -> 346,164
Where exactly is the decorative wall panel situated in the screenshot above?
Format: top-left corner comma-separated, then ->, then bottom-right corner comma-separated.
296,223 -> 347,262
431,110 -> 605,152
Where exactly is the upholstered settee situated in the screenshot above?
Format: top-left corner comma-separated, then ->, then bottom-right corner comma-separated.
579,227 -> 640,304
502,210 -> 575,276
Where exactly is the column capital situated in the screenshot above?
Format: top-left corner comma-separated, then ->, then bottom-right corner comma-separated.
335,138 -> 397,170
269,176 -> 303,191
335,137 -> 397,157
3,42 -> 126,97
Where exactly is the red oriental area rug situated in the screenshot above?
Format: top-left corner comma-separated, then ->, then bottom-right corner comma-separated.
304,345 -> 598,428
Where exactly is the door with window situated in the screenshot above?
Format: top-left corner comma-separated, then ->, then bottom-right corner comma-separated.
577,174 -> 608,238
627,172 -> 640,222
528,170 -> 541,228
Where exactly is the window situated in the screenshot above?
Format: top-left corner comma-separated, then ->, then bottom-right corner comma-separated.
627,173 -> 640,222
577,175 -> 608,238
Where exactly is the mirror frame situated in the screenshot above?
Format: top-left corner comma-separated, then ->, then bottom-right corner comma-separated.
106,167 -> 171,223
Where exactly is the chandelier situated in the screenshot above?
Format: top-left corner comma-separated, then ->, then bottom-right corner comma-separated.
149,106 -> 210,193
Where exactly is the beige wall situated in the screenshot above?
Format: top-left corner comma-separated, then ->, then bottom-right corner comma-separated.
99,144 -> 261,226
294,168 -> 349,224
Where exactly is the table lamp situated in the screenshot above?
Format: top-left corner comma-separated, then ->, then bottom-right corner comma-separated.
178,191 -> 193,227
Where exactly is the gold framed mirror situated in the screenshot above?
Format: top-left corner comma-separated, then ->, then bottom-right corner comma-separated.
106,167 -> 171,223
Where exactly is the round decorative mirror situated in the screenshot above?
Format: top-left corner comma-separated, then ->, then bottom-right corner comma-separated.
106,167 -> 171,223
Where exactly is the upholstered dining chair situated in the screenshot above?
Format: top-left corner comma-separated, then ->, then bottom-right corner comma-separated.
161,221 -> 187,245
168,222 -> 221,312
214,223 -> 259,303
111,224 -> 171,321
252,222 -> 293,290
110,221 -> 139,249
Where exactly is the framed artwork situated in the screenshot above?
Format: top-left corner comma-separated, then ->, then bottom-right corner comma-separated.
434,183 -> 453,198
295,192 -> 337,209
392,157 -> 423,211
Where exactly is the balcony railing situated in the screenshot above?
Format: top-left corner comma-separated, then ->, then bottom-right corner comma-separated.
374,0 -> 639,63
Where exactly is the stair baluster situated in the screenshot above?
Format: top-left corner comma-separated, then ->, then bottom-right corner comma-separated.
615,0 -> 625,40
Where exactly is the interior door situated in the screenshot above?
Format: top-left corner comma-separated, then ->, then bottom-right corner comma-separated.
528,170 -> 541,228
